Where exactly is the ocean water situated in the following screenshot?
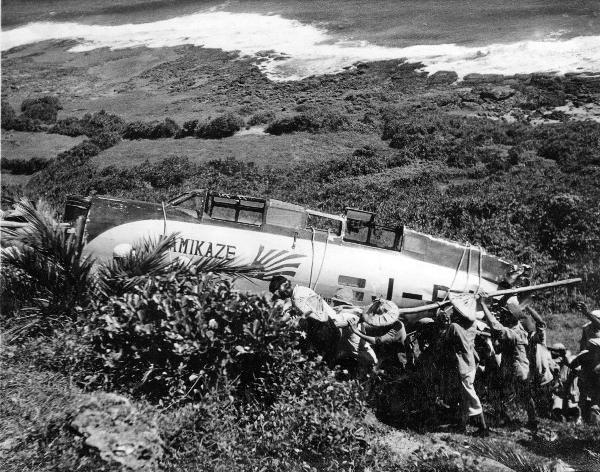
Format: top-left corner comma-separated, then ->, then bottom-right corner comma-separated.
2,0 -> 599,80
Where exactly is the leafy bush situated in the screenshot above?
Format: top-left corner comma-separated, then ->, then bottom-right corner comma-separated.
10,115 -> 45,131
48,116 -> 86,136
150,118 -> 180,139
122,121 -> 156,140
315,146 -> 386,181
248,110 -> 276,126
50,110 -> 125,138
195,113 -> 244,139
1,199 -> 96,338
56,140 -> 101,164
90,131 -> 121,150
79,110 -> 125,136
175,119 -> 199,139
21,96 -> 62,123
266,108 -> 348,135
1,99 -> 17,129
1,157 -> 48,174
122,118 -> 180,140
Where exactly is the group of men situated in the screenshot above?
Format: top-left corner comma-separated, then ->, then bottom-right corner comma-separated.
268,275 -> 600,435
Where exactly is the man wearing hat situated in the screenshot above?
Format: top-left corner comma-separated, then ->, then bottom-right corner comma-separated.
549,342 -> 581,423
576,302 -> 600,352
331,287 -> 377,375
441,302 -> 488,435
348,298 -> 406,372
480,296 -> 538,429
569,337 -> 600,424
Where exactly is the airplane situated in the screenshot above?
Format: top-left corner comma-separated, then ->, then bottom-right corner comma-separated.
61,189 -> 580,325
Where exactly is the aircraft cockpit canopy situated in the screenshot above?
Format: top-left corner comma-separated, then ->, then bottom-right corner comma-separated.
344,208 -> 402,251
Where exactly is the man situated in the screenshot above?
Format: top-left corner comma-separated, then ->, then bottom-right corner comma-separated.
268,275 -> 294,321
576,302 -> 600,352
569,337 -> 600,424
349,299 -> 406,372
524,305 -> 555,415
549,343 -> 580,423
480,296 -> 538,429
330,287 -> 377,375
442,305 -> 488,435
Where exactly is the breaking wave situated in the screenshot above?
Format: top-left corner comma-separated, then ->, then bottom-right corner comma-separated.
2,11 -> 600,80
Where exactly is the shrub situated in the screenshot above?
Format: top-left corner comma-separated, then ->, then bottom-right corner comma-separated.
50,110 -> 126,138
48,116 -> 86,136
90,131 -> 121,150
150,118 -> 180,139
1,199 -> 96,337
196,113 -> 244,139
315,146 -> 386,181
21,96 -> 62,123
56,140 -> 101,164
247,110 -> 276,126
1,99 -> 17,129
9,115 -> 44,131
122,120 -> 156,140
0,157 -> 48,174
266,109 -> 348,135
79,110 -> 125,136
175,119 -> 199,139
139,155 -> 194,188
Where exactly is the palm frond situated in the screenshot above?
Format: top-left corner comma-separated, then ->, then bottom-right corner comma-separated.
1,198 -> 95,306
96,233 -> 262,296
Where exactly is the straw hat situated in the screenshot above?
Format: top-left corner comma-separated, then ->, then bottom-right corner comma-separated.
362,299 -> 400,327
448,292 -> 477,322
292,285 -> 334,322
332,287 -> 355,306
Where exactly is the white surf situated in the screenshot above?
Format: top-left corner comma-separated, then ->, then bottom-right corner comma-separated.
2,11 -> 599,80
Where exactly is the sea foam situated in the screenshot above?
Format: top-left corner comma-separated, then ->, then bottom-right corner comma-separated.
2,11 -> 599,80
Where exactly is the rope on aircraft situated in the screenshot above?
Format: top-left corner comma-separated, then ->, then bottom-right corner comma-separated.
312,229 -> 331,290
443,244 -> 469,302
465,245 -> 472,291
477,246 -> 483,294
308,227 -> 316,288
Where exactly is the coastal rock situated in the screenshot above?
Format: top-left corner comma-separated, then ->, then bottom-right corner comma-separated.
71,393 -> 163,471
462,73 -> 505,84
427,70 -> 458,84
479,86 -> 515,101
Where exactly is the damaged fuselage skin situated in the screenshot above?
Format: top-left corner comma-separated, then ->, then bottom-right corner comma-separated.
65,190 -> 520,322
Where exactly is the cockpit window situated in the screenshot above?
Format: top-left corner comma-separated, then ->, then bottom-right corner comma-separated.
208,194 -> 265,226
344,208 -> 401,250
306,211 -> 342,236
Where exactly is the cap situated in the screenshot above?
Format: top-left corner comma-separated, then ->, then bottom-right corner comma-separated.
363,299 -> 400,327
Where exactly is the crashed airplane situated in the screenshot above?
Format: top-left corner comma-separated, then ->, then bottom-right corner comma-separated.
62,189 -> 579,321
